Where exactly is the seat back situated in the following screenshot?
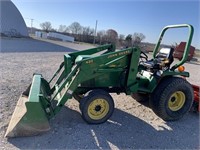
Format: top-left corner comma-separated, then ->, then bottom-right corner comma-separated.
156,48 -> 174,67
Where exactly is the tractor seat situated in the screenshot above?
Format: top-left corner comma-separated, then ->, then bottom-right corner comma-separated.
143,47 -> 174,69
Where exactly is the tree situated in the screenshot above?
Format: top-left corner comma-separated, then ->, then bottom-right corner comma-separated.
97,30 -> 106,44
58,25 -> 68,33
81,26 -> 94,43
106,29 -> 118,44
118,34 -> 125,47
68,22 -> 82,34
97,30 -> 106,39
40,21 -> 52,32
82,26 -> 94,36
125,34 -> 132,47
119,34 -> 125,41
132,32 -> 145,46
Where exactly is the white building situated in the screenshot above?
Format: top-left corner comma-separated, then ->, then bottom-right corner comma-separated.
35,31 -> 74,42
0,0 -> 28,37
48,32 -> 74,42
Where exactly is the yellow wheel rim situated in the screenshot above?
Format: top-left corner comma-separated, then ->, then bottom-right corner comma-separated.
168,91 -> 185,111
88,98 -> 109,120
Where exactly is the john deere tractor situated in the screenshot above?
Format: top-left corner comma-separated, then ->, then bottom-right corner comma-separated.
5,24 -> 194,137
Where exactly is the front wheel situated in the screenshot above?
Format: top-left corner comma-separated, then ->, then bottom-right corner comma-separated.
80,90 -> 114,124
150,77 -> 194,121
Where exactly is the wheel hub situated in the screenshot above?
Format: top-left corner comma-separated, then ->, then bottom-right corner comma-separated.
168,91 -> 186,111
88,98 -> 109,120
95,105 -> 101,111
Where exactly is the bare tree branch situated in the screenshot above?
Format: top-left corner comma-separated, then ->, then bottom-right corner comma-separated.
40,21 -> 52,32
68,22 -> 82,34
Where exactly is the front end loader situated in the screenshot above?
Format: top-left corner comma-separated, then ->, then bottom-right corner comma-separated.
5,24 -> 197,138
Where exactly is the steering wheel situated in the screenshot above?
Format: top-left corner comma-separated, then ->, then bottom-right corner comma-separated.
140,51 -> 148,61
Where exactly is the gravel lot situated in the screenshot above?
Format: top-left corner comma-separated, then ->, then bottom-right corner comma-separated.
0,37 -> 94,52
0,40 -> 199,149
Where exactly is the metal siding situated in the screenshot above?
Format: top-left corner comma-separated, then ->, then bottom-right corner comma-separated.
0,0 -> 28,37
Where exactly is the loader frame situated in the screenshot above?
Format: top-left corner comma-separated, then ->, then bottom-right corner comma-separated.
44,45 -> 142,118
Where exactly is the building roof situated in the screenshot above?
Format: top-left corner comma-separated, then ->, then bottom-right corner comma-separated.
0,0 -> 28,37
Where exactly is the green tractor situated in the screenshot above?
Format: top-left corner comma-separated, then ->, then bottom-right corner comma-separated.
5,24 -> 194,137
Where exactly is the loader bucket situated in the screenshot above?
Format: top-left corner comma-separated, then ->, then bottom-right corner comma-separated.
5,75 -> 52,137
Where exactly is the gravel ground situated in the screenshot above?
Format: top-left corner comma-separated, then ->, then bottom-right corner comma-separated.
0,37 -> 95,52
0,45 -> 199,149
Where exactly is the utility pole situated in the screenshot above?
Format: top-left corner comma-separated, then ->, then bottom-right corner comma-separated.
93,20 -> 98,45
31,19 -> 34,34
25,18 -> 34,34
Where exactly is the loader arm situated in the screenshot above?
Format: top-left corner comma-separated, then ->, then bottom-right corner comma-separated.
52,47 -> 141,114
68,44 -> 115,62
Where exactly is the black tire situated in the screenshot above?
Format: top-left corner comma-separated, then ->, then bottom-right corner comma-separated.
80,90 -> 114,124
150,77 -> 193,121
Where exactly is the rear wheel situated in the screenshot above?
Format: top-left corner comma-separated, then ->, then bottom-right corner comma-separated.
80,90 -> 114,124
150,77 -> 193,121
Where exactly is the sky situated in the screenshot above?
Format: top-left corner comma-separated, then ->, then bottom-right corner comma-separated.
11,0 -> 200,49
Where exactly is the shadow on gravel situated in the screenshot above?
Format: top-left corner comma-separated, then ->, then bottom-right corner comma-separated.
1,38 -> 77,52
7,107 -> 199,149
186,61 -> 200,66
